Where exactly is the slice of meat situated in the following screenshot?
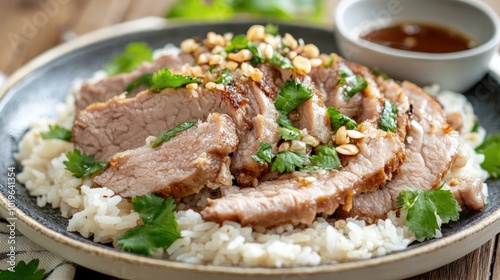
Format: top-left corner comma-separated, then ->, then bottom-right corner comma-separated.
201,121 -> 405,226
292,75 -> 331,144
310,59 -> 383,124
73,85 -> 249,161
93,113 -> 238,199
229,81 -> 281,187
449,178 -> 486,211
343,82 -> 460,222
75,53 -> 194,113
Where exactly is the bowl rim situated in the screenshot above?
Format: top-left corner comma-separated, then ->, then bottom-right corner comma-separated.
335,0 -> 500,60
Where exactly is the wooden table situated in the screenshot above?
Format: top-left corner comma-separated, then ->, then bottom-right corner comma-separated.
1,1 -> 499,279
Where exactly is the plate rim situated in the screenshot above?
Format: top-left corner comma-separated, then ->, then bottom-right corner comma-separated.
1,17 -> 499,279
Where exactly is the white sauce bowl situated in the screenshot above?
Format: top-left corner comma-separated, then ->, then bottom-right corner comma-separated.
334,0 -> 500,92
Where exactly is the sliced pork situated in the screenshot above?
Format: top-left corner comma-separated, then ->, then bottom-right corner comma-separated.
201,121 -> 405,226
73,86 -> 249,161
343,82 -> 461,222
93,113 -> 238,198
75,53 -> 194,113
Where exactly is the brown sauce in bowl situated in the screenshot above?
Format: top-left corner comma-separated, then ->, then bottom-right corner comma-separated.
361,22 -> 477,53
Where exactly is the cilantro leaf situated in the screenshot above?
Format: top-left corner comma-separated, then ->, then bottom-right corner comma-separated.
308,145 -> 341,171
269,52 -> 294,69
274,80 -> 314,114
104,42 -> 153,76
271,151 -> 305,173
326,107 -> 357,131
225,34 -> 249,52
118,195 -> 181,256
251,142 -> 274,165
152,121 -> 197,148
380,100 -> 398,132
248,43 -> 265,66
397,186 -> 460,239
0,259 -> 45,280
64,149 -> 108,178
337,66 -> 367,99
324,55 -> 335,68
214,68 -> 233,85
371,68 -> 390,80
126,73 -> 153,93
265,23 -> 279,36
277,111 -> 293,127
40,125 -> 72,142
278,126 -> 301,141
149,68 -> 201,91
475,133 -> 500,178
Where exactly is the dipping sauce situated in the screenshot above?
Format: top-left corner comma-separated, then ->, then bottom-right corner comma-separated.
361,22 -> 477,53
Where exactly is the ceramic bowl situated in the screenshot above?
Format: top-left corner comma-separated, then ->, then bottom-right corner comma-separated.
334,0 -> 500,92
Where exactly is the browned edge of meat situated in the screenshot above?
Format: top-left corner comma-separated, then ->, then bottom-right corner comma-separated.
341,81 -> 461,223
201,121 -> 405,227
74,53 -> 194,114
93,113 -> 239,199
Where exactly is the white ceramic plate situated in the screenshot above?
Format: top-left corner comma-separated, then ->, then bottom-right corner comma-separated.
1,18 -> 499,280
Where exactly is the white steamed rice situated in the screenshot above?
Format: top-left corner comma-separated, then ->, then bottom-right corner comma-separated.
13,45 -> 489,267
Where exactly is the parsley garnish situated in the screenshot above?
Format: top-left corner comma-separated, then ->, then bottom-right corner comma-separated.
152,121 -> 197,148
64,149 -> 108,178
271,151 -> 305,173
149,68 -> 201,91
265,23 -> 279,36
380,100 -> 398,132
126,73 -> 153,93
277,111 -> 293,127
214,68 -> 233,85
397,186 -> 460,239
307,145 -> 341,171
337,66 -> 367,99
371,68 -> 390,80
118,195 -> 181,256
40,125 -> 72,142
324,55 -> 335,68
269,52 -> 294,69
248,44 -> 265,66
225,34 -> 249,52
278,126 -> 301,141
326,107 -> 357,131
251,142 -> 274,165
0,259 -> 45,280
104,42 -> 153,76
274,80 -> 314,114
475,133 -> 500,178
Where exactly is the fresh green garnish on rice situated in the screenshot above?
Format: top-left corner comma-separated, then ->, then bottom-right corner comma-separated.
0,259 -> 45,280
148,68 -> 201,91
475,133 -> 500,179
398,186 -> 460,239
118,194 -> 181,256
40,125 -> 72,142
268,52 -> 294,69
305,145 -> 341,172
64,149 -> 108,178
104,42 -> 153,76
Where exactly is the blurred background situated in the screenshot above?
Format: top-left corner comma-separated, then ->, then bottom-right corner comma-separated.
0,0 -> 498,77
